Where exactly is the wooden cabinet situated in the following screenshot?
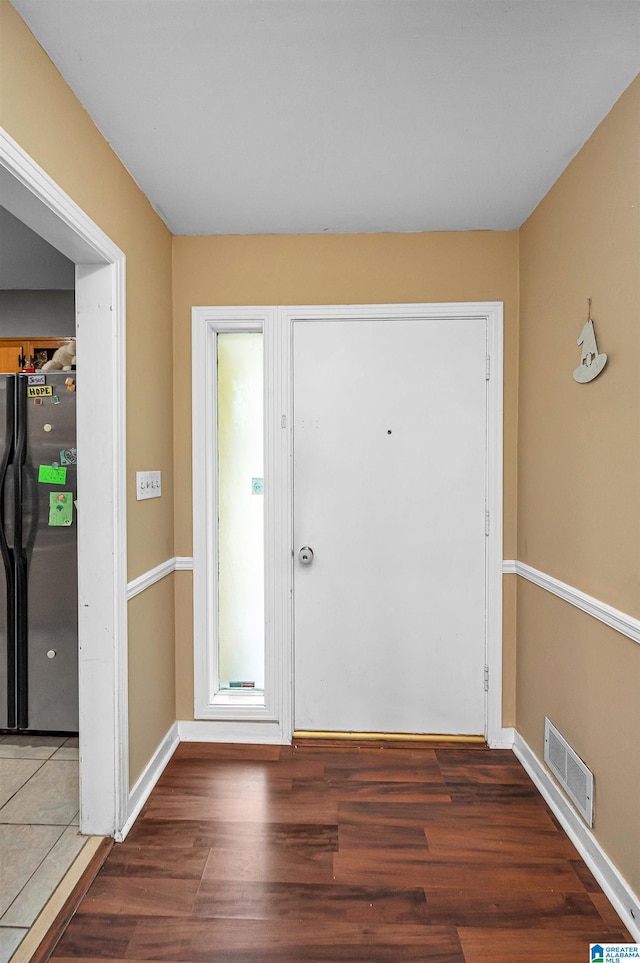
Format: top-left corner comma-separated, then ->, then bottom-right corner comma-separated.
0,338 -> 73,373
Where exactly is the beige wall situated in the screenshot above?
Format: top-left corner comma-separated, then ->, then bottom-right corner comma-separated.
172,230 -> 519,720
1,1 -> 176,787
517,581 -> 640,892
518,76 -> 640,892
127,582 -> 176,784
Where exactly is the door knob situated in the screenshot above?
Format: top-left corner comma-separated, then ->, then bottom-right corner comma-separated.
298,546 -> 314,565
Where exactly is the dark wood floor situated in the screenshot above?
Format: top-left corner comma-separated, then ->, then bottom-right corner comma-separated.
53,742 -> 631,962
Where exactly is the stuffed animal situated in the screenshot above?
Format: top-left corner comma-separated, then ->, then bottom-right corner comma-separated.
41,339 -> 76,371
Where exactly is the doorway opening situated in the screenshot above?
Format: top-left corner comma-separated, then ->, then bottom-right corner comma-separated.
1,129 -> 128,836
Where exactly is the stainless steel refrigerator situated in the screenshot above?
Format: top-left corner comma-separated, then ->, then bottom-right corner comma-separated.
0,372 -> 78,732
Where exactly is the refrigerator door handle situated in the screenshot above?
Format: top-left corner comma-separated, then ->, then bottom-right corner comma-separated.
14,377 -> 28,730
15,377 -> 40,560
0,375 -> 15,470
21,462 -> 40,559
0,376 -> 16,728
0,375 -> 15,552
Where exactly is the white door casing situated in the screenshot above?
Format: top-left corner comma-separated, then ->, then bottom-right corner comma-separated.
293,317 -> 488,735
191,302 -> 503,746
0,129 -> 128,835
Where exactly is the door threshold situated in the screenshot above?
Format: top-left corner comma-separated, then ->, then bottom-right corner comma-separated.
10,835 -> 112,963
293,730 -> 487,749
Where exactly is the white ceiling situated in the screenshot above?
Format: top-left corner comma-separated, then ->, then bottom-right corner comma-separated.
10,0 -> 640,236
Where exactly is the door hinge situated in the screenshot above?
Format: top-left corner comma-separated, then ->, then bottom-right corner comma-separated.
486,354 -> 491,380
485,510 -> 490,536
484,665 -> 489,692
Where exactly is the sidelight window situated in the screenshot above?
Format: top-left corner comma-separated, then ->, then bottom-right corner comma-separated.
216,332 -> 265,692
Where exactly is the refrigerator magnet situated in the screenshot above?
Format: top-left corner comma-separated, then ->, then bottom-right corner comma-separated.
27,385 -> 52,398
38,464 -> 67,484
48,492 -> 73,526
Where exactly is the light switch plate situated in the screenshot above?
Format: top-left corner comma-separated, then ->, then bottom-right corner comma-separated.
136,470 -> 161,500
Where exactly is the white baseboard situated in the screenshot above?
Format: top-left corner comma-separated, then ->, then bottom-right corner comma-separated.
513,731 -> 640,942
116,722 -> 179,842
489,726 -> 515,749
178,719 -> 289,744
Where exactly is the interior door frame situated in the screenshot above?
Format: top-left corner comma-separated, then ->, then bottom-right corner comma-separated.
0,128 -> 128,835
192,302 -> 503,747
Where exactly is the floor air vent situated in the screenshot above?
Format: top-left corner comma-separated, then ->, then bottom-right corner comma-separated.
544,718 -> 594,827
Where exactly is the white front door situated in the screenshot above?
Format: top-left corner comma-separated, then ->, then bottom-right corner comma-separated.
293,317 -> 488,736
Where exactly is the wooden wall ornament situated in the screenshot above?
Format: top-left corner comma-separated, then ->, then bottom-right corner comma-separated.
573,300 -> 607,383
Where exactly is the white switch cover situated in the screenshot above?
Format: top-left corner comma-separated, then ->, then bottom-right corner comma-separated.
136,470 -> 161,500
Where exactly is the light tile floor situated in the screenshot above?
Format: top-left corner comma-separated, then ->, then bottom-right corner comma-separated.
0,735 -> 88,963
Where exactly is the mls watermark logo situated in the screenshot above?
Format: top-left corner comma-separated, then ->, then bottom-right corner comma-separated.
591,944 -> 640,962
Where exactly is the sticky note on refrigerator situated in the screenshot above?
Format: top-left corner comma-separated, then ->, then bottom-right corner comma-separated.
38,465 -> 67,484
49,492 -> 73,526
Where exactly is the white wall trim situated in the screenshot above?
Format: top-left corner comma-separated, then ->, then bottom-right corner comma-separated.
127,559 -> 175,600
483,302 -> 504,748
503,559 -> 640,646
126,556 -> 194,601
490,726 -> 515,749
191,307 -> 290,733
116,722 -> 179,842
178,720 -> 290,745
1,128 -> 128,837
175,556 -> 194,571
502,559 -> 517,575
513,732 -> 640,942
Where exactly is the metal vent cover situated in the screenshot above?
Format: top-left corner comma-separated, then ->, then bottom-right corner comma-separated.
544,718 -> 594,827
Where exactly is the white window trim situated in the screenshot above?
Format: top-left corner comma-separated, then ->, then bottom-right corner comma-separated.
191,308 -> 292,738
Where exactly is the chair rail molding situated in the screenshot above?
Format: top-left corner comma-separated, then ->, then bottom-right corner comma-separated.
503,560 -> 640,646
127,556 -> 194,601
